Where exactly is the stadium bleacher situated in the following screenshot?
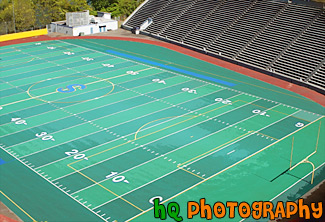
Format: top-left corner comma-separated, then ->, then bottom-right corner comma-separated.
123,0 -> 325,93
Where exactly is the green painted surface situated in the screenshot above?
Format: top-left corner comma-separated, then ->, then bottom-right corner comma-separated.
0,39 -> 324,222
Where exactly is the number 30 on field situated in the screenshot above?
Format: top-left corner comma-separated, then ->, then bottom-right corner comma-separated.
36,132 -> 55,141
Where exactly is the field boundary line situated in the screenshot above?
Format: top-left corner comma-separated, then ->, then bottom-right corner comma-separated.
127,111 -> 320,221
74,39 -> 324,116
21,83 -> 213,159
69,98 -> 248,163
0,145 -> 107,222
92,105 -> 293,211
64,99 -> 264,199
67,164 -> 144,212
0,190 -> 36,222
50,89 -> 235,181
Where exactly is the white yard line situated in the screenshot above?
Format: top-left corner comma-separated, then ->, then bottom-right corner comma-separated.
0,66 -> 161,121
61,40 -> 322,117
0,59 -> 131,98
125,110 -> 318,222
51,94 -> 255,182
23,86 -> 221,162
0,70 -> 171,130
0,144 -> 107,222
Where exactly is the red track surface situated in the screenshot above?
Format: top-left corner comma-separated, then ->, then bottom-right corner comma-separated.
0,215 -> 18,222
1,35 -> 324,107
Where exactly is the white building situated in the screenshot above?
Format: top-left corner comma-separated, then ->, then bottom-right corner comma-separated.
47,10 -> 118,36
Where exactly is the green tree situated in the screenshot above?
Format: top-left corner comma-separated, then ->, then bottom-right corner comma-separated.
32,0 -> 91,28
87,0 -> 117,11
0,0 -> 35,32
106,0 -> 144,19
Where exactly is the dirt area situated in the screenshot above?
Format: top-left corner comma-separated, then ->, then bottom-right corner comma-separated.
0,201 -> 22,222
278,180 -> 325,222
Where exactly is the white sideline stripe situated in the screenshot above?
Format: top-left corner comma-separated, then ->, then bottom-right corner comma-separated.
54,95 -> 255,182
0,144 -> 108,222
3,41 -> 316,220
61,40 -> 322,116
0,67 -> 163,124
93,105 -> 295,210
20,85 -> 218,159
126,110 -> 308,222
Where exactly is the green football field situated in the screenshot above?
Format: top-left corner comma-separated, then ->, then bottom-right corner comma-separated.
0,39 -> 324,222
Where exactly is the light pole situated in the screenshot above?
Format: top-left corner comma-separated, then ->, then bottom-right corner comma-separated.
12,0 -> 16,33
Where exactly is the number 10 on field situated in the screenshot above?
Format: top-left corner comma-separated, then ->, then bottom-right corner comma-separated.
106,172 -> 129,184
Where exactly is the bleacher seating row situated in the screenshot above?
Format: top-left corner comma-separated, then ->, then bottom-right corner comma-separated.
123,0 -> 325,93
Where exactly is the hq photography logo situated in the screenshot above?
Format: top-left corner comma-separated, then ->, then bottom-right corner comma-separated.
153,198 -> 323,221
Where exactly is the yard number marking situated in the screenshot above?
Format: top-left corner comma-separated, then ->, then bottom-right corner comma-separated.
102,64 -> 114,67
65,149 -> 88,160
215,98 -> 232,105
36,132 -> 55,141
106,171 -> 129,184
127,71 -> 139,75
252,109 -> 270,117
152,79 -> 166,84
11,118 -> 27,125
182,88 -> 197,94
82,57 -> 94,61
63,52 -> 75,55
